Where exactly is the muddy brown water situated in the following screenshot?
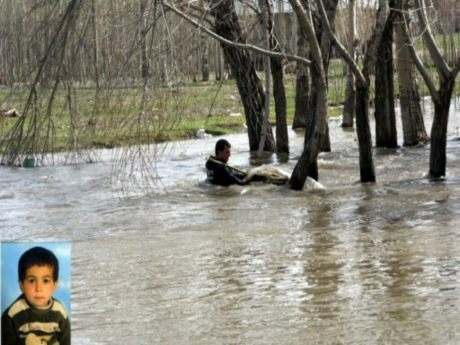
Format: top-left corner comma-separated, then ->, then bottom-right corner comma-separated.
1,98 -> 460,344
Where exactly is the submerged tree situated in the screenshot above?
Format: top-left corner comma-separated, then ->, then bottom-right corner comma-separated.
292,3 -> 310,130
265,0 -> 289,154
288,0 -> 329,188
317,0 -> 391,182
209,0 -> 275,152
341,0 -> 357,128
400,0 -> 460,177
374,1 -> 398,148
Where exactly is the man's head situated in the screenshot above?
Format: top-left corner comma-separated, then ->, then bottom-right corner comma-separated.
215,139 -> 231,163
18,247 -> 59,308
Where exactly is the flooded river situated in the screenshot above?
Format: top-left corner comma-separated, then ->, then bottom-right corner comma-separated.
1,98 -> 460,344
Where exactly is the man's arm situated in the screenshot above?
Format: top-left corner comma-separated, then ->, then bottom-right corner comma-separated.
223,166 -> 247,186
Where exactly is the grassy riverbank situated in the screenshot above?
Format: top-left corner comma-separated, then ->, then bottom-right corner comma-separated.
1,58 -> 459,153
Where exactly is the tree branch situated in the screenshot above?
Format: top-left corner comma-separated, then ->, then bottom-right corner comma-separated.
315,0 -> 366,85
414,0 -> 451,80
361,0 -> 389,78
398,3 -> 439,103
162,1 -> 311,66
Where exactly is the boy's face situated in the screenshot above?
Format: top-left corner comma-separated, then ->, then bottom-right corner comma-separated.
19,265 -> 58,308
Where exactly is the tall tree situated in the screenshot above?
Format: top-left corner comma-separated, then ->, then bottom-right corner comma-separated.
209,0 -> 275,152
374,3 -> 398,148
400,0 -> 460,177
265,0 -> 289,154
394,0 -> 428,146
341,0 -> 356,128
140,0 -> 149,80
308,0 -> 339,152
289,0 -> 329,188
199,0 -> 210,81
292,8 -> 310,129
317,0 -> 390,182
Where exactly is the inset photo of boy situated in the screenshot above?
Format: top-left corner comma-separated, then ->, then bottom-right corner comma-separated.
1,243 -> 71,345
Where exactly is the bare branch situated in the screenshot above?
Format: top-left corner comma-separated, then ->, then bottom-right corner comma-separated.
176,3 -> 214,26
315,0 -> 366,85
162,1 -> 311,66
398,4 -> 439,102
414,0 -> 451,80
361,0 -> 389,78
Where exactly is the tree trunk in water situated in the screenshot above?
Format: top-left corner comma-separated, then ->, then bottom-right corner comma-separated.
288,0 -> 328,189
210,0 -> 275,151
374,14 -> 398,148
293,20 -> 309,129
342,68 -> 356,127
307,0 -> 338,152
290,65 -> 327,189
342,0 -> 356,128
266,0 -> 289,154
394,11 -> 428,146
429,80 -> 455,178
271,56 -> 289,154
356,83 -> 376,182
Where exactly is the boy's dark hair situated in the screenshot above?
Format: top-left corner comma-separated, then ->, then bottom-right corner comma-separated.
18,247 -> 59,282
215,139 -> 231,156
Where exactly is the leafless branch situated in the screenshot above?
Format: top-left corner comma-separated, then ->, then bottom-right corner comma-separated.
163,1 -> 311,66
315,0 -> 366,85
414,0 -> 451,80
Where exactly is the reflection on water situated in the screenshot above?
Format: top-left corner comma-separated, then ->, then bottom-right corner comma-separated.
1,98 -> 460,344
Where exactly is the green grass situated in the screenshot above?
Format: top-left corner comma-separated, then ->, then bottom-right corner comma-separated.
1,61 -> 459,154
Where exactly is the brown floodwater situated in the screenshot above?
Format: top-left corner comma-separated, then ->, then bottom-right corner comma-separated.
1,98 -> 460,344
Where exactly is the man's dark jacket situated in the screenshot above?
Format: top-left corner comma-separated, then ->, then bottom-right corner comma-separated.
205,157 -> 246,186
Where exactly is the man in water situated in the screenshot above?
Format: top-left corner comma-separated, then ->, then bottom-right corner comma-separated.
205,139 -> 248,186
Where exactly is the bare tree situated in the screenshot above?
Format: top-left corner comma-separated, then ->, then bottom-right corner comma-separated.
289,0 -> 329,188
316,0 -> 391,182
1,0 -> 85,166
209,0 -> 276,152
341,0 -> 357,128
292,4 -> 310,130
400,0 -> 460,177
394,0 -> 428,146
374,2 -> 398,148
265,0 -> 289,154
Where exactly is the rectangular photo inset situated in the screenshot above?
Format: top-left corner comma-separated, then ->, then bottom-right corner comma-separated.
1,242 -> 71,345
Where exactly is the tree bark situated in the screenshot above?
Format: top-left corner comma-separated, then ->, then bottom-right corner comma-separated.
257,0 -> 271,153
394,1 -> 428,146
356,83 -> 376,182
429,79 -> 455,177
289,0 -> 328,189
315,0 -> 380,183
200,0 -> 210,82
266,0 -> 289,154
200,32 -> 210,81
293,20 -> 309,129
374,9 -> 398,148
397,0 -> 459,177
307,0 -> 338,152
210,0 -> 275,152
342,0 -> 356,128
140,0 -> 149,80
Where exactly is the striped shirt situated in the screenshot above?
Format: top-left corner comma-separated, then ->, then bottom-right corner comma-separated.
1,294 -> 70,345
